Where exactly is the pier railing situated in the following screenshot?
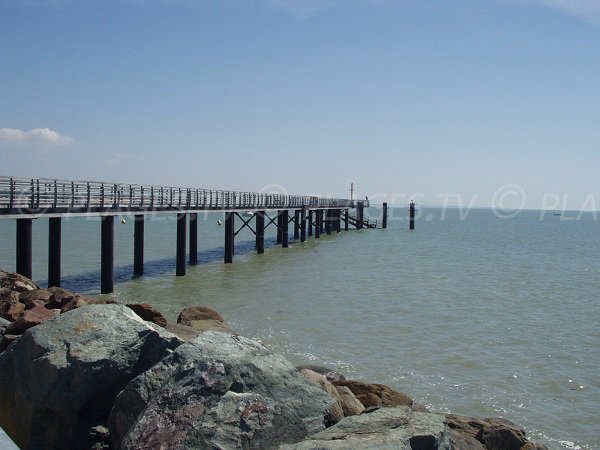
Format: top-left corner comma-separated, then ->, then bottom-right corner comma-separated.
0,176 -> 355,216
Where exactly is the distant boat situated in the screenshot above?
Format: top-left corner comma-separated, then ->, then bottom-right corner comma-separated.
553,213 -> 561,216
243,211 -> 254,216
121,218 -> 127,224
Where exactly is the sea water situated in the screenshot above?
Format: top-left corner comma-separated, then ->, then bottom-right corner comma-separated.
0,207 -> 598,449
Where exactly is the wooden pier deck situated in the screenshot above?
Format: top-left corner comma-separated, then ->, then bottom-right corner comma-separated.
0,176 -> 376,294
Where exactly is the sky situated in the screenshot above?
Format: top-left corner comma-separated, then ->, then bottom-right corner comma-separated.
1,0 -> 599,209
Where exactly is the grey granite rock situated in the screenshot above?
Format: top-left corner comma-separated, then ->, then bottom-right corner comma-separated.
0,304 -> 183,450
110,331 -> 332,450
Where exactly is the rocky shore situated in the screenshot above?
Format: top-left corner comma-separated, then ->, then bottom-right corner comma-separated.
0,269 -> 547,450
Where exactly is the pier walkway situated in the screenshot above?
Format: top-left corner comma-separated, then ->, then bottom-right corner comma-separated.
0,176 -> 375,294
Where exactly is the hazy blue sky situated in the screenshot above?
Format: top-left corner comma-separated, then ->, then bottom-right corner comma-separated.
1,0 -> 599,209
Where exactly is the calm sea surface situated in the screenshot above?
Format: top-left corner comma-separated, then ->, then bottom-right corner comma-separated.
1,207 -> 598,449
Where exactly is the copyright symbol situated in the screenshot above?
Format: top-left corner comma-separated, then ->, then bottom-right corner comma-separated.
492,184 -> 526,219
258,184 -> 289,196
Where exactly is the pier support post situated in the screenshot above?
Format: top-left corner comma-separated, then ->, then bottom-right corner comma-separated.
409,201 -> 415,230
16,218 -> 33,279
300,207 -> 306,242
276,211 -> 283,244
315,210 -> 321,239
101,216 -> 114,294
256,211 -> 265,254
133,215 -> 144,277
176,213 -> 187,276
224,212 -> 234,263
320,211 -> 325,233
326,210 -> 332,235
308,210 -> 313,237
356,201 -> 364,230
336,209 -> 341,233
48,217 -> 61,287
189,213 -> 198,265
382,202 -> 388,229
294,210 -> 300,240
281,210 -> 289,248
344,209 -> 349,231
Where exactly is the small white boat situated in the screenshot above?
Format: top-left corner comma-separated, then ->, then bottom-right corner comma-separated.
243,211 -> 254,216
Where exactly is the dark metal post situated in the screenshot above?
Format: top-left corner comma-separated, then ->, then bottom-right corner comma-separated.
176,213 -> 186,276
344,209 -> 349,231
16,218 -> 33,279
336,209 -> 341,233
134,214 -> 144,276
382,202 -> 388,229
224,212 -> 234,263
410,201 -> 415,230
189,213 -> 198,265
294,210 -> 300,240
276,211 -> 283,244
315,210 -> 321,239
256,211 -> 265,254
320,211 -> 325,233
326,210 -> 332,235
101,216 -> 114,294
48,217 -> 61,287
308,210 -> 313,237
281,210 -> 289,248
300,207 -> 306,242
356,201 -> 364,230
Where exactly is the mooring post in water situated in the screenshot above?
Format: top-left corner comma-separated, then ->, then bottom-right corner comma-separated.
308,210 -> 313,237
176,213 -> 187,276
344,209 -> 349,231
315,210 -> 321,239
101,216 -> 114,294
133,214 -> 144,277
294,210 -> 300,240
281,209 -> 289,248
382,202 -> 388,229
356,201 -> 364,230
410,201 -> 415,230
300,206 -> 306,242
16,218 -> 33,279
189,213 -> 198,265
255,210 -> 265,254
48,217 -> 62,287
224,212 -> 234,263
336,209 -> 341,233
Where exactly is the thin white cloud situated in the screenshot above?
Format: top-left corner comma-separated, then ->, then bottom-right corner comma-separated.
500,0 -> 600,24
537,0 -> 600,23
0,128 -> 74,146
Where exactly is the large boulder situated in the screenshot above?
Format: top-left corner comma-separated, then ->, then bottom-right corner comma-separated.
0,270 -> 39,293
0,304 -> 183,450
109,331 -> 332,450
445,414 -> 534,450
299,368 -> 344,425
278,405 -> 447,449
335,386 -> 365,416
126,303 -> 168,327
333,379 -> 415,409
177,305 -> 225,324
4,304 -> 56,335
0,288 -> 24,321
18,288 -> 66,309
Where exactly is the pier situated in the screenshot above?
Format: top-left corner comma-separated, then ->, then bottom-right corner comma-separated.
0,176 -> 372,294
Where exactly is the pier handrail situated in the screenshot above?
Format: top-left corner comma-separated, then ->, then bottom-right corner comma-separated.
0,176 -> 354,216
